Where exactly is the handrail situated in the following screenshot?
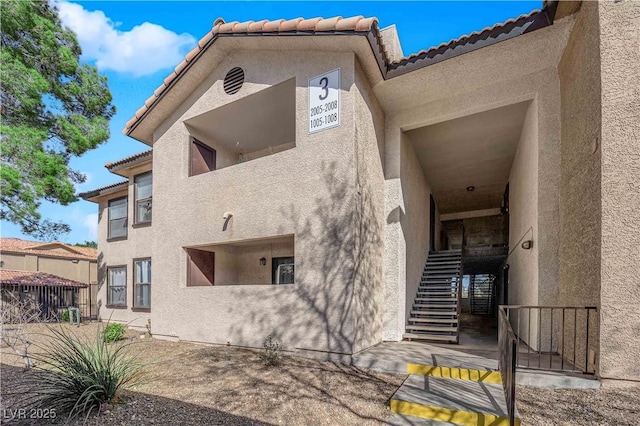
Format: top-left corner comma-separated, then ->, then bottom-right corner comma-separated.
501,305 -> 598,374
498,306 -> 517,425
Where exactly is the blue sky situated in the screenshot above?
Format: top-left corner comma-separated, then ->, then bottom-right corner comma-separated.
1,0 -> 540,244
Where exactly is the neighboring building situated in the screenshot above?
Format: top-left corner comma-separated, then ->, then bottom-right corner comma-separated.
0,270 -> 88,321
0,238 -> 98,318
80,1 -> 640,382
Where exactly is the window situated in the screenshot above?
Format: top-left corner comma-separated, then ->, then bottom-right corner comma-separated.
107,266 -> 126,307
272,257 -> 294,285
108,197 -> 127,239
134,173 -> 152,224
189,138 -> 216,176
134,259 -> 151,309
186,248 -> 214,286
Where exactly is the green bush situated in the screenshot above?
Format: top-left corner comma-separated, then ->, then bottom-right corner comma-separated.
103,323 -> 126,343
60,309 -> 78,323
25,325 -> 144,420
260,334 -> 281,366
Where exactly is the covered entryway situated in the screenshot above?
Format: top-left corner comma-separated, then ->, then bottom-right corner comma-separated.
402,100 -> 532,342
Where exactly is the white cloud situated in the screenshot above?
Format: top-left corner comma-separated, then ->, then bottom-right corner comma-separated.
57,1 -> 196,77
83,213 -> 98,241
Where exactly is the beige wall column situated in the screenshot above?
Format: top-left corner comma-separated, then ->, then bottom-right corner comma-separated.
598,0 -> 640,381
383,126 -> 406,341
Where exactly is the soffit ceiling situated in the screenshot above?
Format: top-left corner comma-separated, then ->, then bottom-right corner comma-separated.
406,101 -> 530,214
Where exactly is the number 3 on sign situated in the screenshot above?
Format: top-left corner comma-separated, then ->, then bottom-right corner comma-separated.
308,69 -> 340,134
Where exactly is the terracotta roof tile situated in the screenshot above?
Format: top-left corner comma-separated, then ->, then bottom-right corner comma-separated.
123,9 -> 552,137
0,238 -> 97,260
104,149 -> 152,171
122,15 -> 379,137
78,179 -> 129,200
1,269 -> 88,288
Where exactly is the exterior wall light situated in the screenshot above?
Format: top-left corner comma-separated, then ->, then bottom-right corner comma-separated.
260,257 -> 266,266
71,259 -> 79,263
466,186 -> 475,192
521,240 -> 533,250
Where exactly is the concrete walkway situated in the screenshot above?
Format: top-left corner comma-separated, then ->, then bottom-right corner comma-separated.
353,337 -> 598,425
353,341 -> 516,425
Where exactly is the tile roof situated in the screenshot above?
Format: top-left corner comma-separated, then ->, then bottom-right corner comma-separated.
386,9 -> 550,78
105,149 -> 152,172
78,180 -> 129,200
0,238 -> 97,260
123,5 -> 555,137
0,269 -> 88,288
123,16 -> 379,136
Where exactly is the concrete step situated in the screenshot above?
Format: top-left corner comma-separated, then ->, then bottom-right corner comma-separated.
403,333 -> 458,342
417,289 -> 457,297
390,375 -> 516,424
411,309 -> 457,315
415,296 -> 457,301
425,264 -> 460,269
406,325 -> 457,332
408,317 -> 458,324
413,303 -> 456,309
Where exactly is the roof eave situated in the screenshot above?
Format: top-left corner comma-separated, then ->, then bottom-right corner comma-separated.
125,30 -> 387,144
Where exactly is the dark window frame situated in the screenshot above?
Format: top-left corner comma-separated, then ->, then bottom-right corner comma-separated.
106,265 -> 127,308
189,137 -> 216,177
133,172 -> 152,225
132,257 -> 151,311
271,256 -> 295,285
107,196 -> 128,241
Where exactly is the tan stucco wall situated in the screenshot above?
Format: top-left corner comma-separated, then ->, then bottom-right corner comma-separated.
96,162 -> 153,329
380,19 -> 572,344
146,49 -> 364,355
598,0 -> 640,381
0,251 -> 97,317
557,3 -> 602,374
352,60 -> 386,352
203,239 -> 294,285
507,101 -> 539,307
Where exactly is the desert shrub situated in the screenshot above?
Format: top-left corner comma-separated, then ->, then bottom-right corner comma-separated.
260,334 -> 281,366
23,325 -> 144,420
60,309 -> 78,323
103,323 -> 126,343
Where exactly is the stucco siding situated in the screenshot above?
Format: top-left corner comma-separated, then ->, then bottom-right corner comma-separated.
506,100 -> 539,345
352,60 -> 386,353
148,50 -> 360,355
400,133 -> 433,328
96,162 -> 153,329
598,0 -> 640,381
558,3 -> 602,374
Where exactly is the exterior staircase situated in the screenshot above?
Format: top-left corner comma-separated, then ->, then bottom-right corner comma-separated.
404,250 -> 462,343
470,274 -> 495,315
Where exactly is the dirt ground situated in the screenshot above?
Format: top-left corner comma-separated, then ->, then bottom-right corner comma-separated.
1,323 -> 404,425
2,323 -> 639,425
517,385 -> 640,425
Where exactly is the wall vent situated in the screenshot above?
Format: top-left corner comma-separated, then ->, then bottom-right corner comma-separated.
224,67 -> 245,95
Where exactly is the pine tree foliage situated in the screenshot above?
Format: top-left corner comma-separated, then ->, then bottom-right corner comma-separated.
1,0 -> 115,240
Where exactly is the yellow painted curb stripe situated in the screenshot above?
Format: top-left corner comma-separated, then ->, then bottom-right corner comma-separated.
390,399 -> 521,426
407,363 -> 503,384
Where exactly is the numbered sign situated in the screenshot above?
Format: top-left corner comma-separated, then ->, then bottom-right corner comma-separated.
308,68 -> 340,133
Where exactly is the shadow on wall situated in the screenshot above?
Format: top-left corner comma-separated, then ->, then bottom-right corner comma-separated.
224,161 -> 383,356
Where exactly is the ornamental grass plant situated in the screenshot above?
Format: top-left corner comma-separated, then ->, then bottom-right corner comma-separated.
18,323 -> 144,420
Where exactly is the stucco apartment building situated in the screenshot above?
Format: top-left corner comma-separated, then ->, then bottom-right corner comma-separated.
0,238 -> 98,318
81,1 -> 639,382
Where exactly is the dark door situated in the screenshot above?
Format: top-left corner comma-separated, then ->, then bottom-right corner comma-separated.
272,257 -> 294,284
430,194 -> 436,252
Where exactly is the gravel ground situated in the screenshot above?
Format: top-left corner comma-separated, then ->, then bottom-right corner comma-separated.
3,323 -> 640,425
517,385 -> 640,425
1,323 -> 404,425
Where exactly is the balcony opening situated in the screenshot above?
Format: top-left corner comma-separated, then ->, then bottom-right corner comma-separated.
184,77 -> 296,173
184,235 -> 294,286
